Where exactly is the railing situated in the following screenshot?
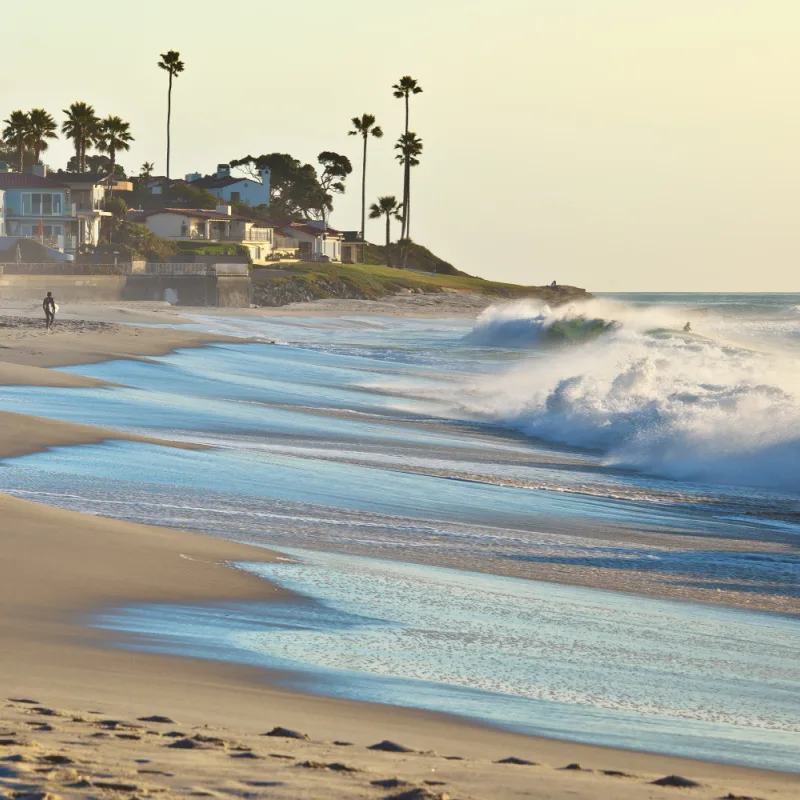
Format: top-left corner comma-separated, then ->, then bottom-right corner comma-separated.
0,262 -> 128,275
131,262 -> 249,277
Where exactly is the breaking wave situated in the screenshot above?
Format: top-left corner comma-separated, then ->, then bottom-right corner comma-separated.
457,301 -> 800,492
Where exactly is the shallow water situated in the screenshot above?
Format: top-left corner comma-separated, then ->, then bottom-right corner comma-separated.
96,547 -> 800,772
0,294 -> 798,768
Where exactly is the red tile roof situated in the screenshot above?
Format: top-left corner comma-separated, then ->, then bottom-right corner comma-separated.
0,173 -> 68,189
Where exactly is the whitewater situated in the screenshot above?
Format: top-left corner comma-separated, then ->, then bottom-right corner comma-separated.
0,291 -> 797,770
456,294 -> 800,490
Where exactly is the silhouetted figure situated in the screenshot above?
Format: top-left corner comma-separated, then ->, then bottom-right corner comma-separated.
683,321 -> 692,332
43,292 -> 56,330
550,280 -> 557,288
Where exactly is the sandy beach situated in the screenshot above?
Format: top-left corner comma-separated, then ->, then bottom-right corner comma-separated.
1,302 -> 798,799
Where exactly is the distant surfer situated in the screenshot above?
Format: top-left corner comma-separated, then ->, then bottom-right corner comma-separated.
43,291 -> 56,330
683,321 -> 691,332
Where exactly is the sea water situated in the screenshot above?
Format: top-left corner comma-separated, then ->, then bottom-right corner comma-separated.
0,293 -> 797,769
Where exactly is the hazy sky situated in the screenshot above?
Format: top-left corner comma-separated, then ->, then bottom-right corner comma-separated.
3,1 -> 798,291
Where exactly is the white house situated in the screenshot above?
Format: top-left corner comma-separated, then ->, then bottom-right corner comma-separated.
280,222 -> 344,262
137,205 -> 275,265
185,164 -> 270,207
0,188 -> 5,236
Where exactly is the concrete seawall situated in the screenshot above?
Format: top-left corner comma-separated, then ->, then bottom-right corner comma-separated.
0,274 -> 251,307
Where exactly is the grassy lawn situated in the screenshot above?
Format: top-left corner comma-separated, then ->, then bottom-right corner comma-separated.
282,261 -> 558,299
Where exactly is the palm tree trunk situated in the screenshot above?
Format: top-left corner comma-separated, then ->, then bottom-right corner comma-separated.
360,133 -> 367,263
166,72 -> 173,178
401,94 -> 410,239
17,139 -> 24,173
385,213 -> 392,267
406,166 -> 412,239
79,135 -> 86,173
109,148 -> 116,196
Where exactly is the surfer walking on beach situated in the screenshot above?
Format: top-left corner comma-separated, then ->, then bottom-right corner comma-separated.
43,292 -> 56,330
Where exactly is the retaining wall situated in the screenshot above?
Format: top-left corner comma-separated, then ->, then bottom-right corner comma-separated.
0,273 -> 250,307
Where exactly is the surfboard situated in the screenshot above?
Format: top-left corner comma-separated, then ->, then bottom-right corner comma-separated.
53,303 -> 59,315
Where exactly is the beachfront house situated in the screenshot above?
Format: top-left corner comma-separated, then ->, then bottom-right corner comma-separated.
136,205 -> 275,265
0,165 -> 78,254
280,222 -> 344,262
51,172 -> 119,250
185,164 -> 271,207
341,231 -> 364,264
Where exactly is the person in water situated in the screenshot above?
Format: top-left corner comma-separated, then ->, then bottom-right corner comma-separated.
43,292 -> 56,330
683,321 -> 692,332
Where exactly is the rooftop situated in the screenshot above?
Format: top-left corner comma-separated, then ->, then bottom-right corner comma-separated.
0,173 -> 69,189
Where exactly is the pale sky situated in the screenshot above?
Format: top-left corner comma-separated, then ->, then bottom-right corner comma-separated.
2,1 -> 798,291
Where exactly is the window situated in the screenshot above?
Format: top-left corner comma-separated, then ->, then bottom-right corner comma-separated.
230,191 -> 240,202
21,192 -> 63,216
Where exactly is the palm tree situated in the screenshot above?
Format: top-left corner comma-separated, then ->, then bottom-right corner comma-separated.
139,161 -> 155,181
392,76 -> 423,239
158,50 -> 185,178
369,195 -> 403,264
2,110 -> 29,172
394,132 -> 423,239
97,116 -> 134,177
27,109 -> 58,164
348,114 -> 383,258
61,102 -> 100,173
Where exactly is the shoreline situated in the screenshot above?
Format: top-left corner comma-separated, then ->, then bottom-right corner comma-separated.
0,304 -> 798,797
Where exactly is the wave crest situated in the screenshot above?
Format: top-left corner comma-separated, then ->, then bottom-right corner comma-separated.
458,302 -> 800,491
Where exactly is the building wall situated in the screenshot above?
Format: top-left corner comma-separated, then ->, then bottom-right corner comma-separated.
212,169 -> 270,207
144,213 -> 195,239
0,190 -> 4,236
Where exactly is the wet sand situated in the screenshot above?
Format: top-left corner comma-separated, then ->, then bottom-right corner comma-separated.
0,303 -> 797,798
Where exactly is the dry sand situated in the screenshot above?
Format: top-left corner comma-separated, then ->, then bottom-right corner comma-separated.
0,303 -> 797,798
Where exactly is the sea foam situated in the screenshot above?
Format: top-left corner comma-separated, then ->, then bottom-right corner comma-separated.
457,300 -> 800,491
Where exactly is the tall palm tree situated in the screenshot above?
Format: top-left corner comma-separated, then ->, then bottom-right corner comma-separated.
2,110 -> 29,172
392,76 -> 423,239
61,102 -> 100,173
27,109 -> 58,164
348,114 -> 383,258
394,132 -> 423,239
158,50 -> 185,178
369,195 -> 403,264
97,116 -> 134,177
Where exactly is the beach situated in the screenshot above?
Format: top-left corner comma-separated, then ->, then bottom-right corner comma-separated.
1,297 -> 798,799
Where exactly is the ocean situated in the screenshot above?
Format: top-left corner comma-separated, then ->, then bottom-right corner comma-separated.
0,292 -> 798,770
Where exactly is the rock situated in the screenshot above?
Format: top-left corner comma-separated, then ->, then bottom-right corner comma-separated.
495,756 -> 537,765
230,751 -> 261,759
651,775 -> 701,787
386,789 -> 450,800
333,740 -> 353,746
13,793 -> 62,800
40,754 -> 73,764
191,734 -> 227,747
264,726 -> 309,740
368,740 -> 415,753
602,769 -> 634,777
137,715 -> 176,724
372,778 -> 410,788
93,782 -> 140,792
167,737 -> 205,750
8,699 -> 40,705
560,762 -> 590,771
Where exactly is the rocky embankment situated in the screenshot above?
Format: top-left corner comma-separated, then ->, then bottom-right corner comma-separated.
252,274 -> 590,308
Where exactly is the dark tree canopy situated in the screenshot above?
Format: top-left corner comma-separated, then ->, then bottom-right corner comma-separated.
229,151 -> 350,223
